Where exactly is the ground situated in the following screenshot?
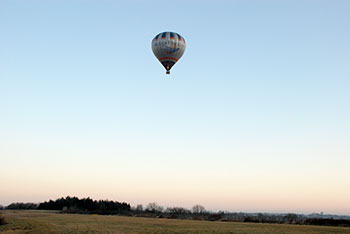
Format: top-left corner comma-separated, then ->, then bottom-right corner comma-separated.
1,210 -> 350,234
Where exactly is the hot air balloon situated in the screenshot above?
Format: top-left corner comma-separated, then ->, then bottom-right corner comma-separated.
152,32 -> 186,75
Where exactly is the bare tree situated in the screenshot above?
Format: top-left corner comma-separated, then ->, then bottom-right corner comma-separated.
192,204 -> 206,214
136,204 -> 143,212
166,207 -> 190,214
146,202 -> 163,213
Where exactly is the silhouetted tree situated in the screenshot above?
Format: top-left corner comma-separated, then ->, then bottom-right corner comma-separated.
37,196 -> 130,215
283,213 -> 298,224
192,204 -> 206,214
166,207 -> 190,219
146,202 -> 163,213
6,203 -> 38,209
136,204 -> 143,212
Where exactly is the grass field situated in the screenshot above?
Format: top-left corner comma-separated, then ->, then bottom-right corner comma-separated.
1,210 -> 350,234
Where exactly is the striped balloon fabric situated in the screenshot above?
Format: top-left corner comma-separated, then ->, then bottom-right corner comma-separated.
152,32 -> 186,75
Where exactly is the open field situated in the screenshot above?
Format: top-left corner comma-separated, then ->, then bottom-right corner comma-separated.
1,210 -> 350,234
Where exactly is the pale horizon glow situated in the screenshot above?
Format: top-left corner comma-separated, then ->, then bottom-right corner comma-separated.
0,0 -> 350,215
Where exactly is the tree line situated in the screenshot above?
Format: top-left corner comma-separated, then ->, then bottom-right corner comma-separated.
2,197 -> 350,227
37,196 -> 130,215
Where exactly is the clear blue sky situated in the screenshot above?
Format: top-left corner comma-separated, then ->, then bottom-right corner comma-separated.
1,0 -> 350,214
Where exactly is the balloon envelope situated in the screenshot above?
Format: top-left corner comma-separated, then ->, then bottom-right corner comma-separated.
152,32 -> 186,74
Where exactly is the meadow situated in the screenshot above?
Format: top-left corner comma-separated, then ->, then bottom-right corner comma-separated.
1,210 -> 350,234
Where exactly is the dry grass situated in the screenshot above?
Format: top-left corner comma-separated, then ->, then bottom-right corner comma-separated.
1,210 -> 350,234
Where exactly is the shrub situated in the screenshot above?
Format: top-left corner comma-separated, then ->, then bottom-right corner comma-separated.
0,215 -> 5,226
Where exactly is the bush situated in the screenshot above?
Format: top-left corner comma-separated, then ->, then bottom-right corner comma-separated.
0,215 -> 5,226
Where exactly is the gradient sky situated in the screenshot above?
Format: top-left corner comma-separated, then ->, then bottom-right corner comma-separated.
1,0 -> 350,214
